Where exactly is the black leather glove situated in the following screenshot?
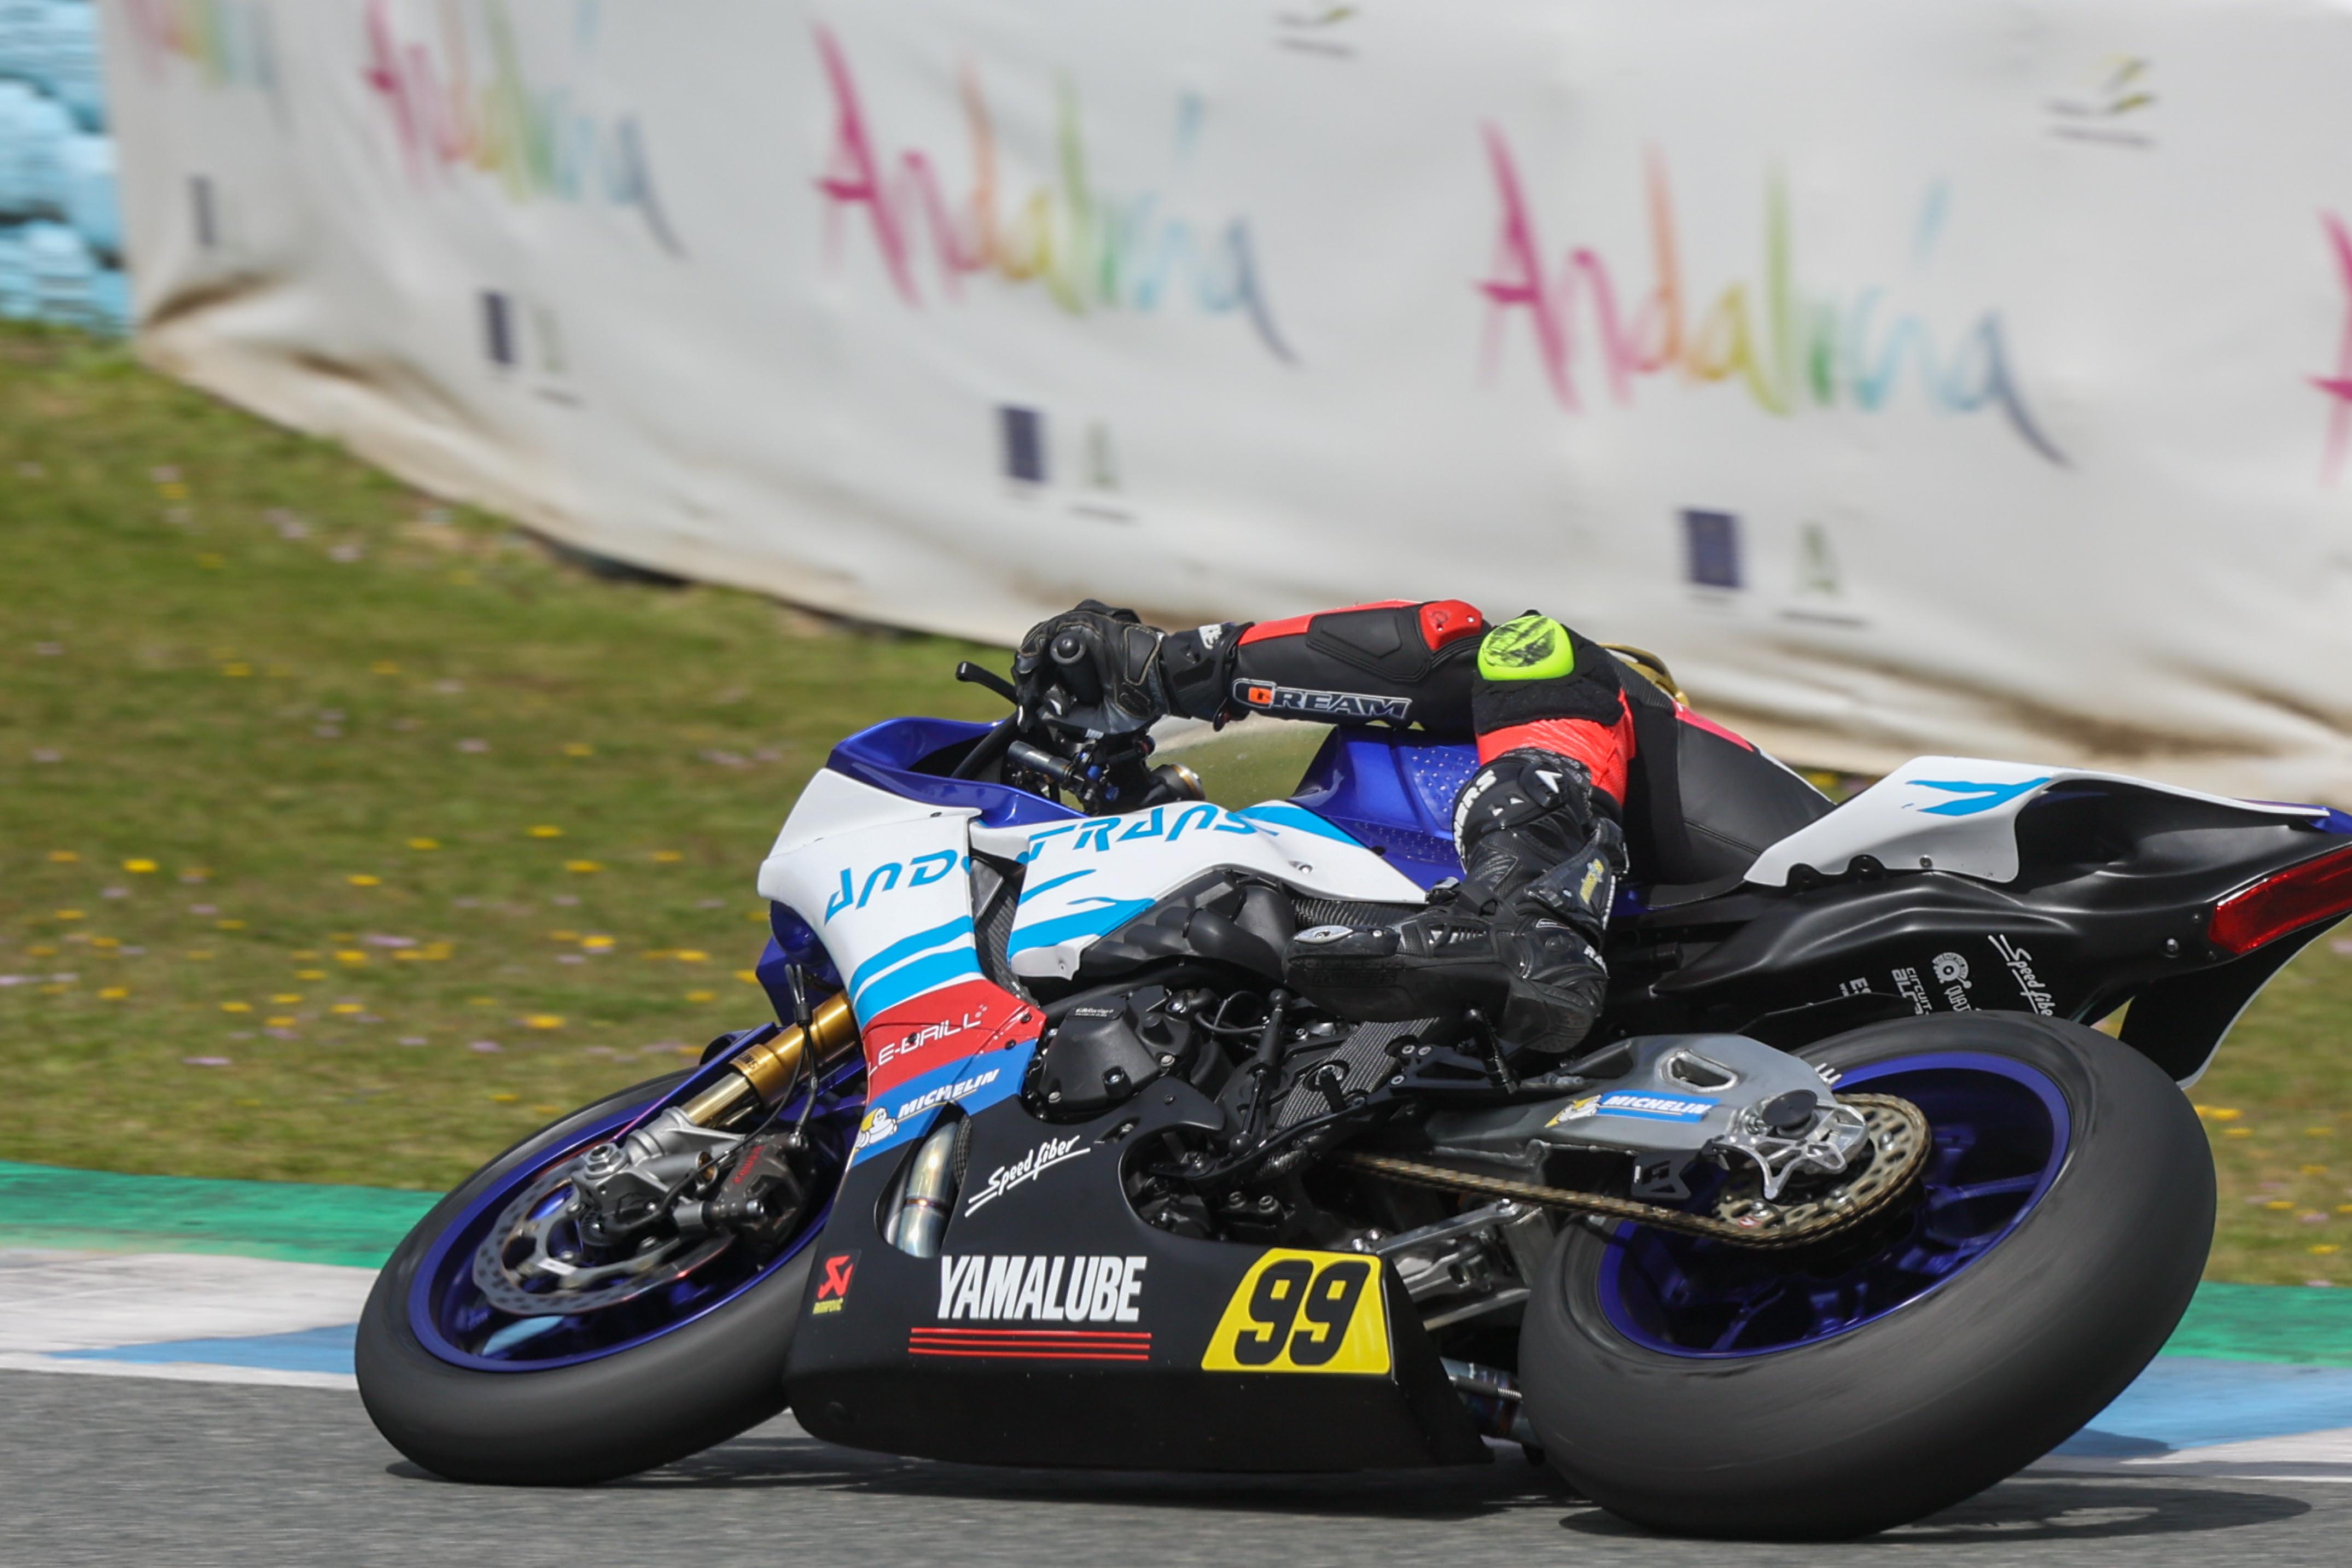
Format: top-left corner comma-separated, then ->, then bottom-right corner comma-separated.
1014,601 -> 1171,736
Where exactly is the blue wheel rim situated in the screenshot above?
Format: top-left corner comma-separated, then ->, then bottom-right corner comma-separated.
1595,1051 -> 2072,1359
409,1083 -> 858,1373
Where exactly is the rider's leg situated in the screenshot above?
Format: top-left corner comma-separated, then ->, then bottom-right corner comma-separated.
1284,615 -> 1632,1053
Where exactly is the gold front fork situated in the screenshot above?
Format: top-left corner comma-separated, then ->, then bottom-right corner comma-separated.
677,991 -> 862,1127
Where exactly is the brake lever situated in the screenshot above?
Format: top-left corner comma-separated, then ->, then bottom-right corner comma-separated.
955,661 -> 1020,703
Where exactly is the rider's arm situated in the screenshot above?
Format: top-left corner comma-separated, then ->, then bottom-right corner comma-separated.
1026,599 -> 1637,813
1163,600 -> 1488,734
1167,602 -> 1636,812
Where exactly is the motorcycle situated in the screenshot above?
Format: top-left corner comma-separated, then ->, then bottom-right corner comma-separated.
356,649 -> 2352,1537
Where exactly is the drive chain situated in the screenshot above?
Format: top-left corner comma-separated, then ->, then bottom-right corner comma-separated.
1341,1093 -> 1931,1250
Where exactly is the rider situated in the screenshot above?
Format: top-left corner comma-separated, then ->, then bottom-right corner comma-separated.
1015,599 -> 1640,1058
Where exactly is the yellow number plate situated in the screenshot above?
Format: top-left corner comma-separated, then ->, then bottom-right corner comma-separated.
1201,1249 -> 1390,1374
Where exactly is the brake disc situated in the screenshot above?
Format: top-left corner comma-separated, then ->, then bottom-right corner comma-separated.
1343,1093 -> 1931,1250
470,1165 -> 733,1316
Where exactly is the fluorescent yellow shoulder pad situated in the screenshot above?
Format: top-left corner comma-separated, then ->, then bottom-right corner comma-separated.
1477,614 -> 1577,682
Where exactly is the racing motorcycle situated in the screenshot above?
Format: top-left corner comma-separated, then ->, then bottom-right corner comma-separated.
357,649 -> 2352,1538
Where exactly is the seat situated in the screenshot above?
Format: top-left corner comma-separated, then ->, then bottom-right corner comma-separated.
1617,667 -> 1836,887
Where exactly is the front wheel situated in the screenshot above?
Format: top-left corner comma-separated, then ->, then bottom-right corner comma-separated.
358,1074 -> 844,1485
1519,1014 -> 2214,1539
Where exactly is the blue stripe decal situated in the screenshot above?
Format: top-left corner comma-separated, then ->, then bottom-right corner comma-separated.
1237,802 -> 1364,846
844,915 -> 974,1001
1006,897 -> 1156,956
855,948 -> 985,1018
1020,868 -> 1096,897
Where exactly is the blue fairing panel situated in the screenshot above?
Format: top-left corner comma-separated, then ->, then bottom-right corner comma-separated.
1289,728 -> 1473,890
827,717 -> 1082,828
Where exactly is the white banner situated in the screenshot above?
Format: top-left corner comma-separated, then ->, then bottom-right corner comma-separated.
98,1 -> 2352,800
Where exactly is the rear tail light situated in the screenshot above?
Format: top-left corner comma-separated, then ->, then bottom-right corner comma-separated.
2208,843 -> 2352,955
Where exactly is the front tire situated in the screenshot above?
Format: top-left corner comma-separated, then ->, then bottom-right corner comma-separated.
1519,1015 -> 2214,1538
357,1075 -> 822,1485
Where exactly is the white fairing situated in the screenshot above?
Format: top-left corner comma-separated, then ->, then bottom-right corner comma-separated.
1745,756 -> 2325,888
973,801 -> 1424,980
758,777 -> 1423,1009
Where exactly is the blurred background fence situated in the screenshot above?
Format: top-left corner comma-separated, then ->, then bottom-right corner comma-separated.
72,1 -> 2352,801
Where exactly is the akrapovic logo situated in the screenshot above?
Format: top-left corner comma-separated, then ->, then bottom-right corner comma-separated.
1232,678 -> 1410,721
936,1254 -> 1145,1321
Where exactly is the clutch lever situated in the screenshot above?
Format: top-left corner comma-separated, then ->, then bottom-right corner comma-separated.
950,716 -> 1020,780
947,664 -> 1033,782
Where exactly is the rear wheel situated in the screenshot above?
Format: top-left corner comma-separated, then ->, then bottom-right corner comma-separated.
1518,1014 -> 2213,1538
357,1074 -> 847,1485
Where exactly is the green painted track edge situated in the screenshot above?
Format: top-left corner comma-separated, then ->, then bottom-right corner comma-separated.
0,1159 -> 438,1271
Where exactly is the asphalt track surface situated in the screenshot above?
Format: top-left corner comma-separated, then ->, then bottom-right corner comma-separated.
4,1370 -> 2344,1568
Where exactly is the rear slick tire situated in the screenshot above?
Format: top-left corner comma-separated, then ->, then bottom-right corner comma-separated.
1518,1015 -> 2214,1540
357,1075 -> 817,1485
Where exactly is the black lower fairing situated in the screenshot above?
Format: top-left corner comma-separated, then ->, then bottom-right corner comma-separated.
784,1081 -> 1486,1472
1598,793 -> 2352,1080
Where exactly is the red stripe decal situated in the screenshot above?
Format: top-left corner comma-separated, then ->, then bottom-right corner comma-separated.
909,1349 -> 1153,1361
909,1331 -> 1151,1344
909,1327 -> 1153,1361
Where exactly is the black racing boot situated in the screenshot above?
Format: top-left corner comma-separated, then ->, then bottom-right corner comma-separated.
1284,751 -> 1626,1053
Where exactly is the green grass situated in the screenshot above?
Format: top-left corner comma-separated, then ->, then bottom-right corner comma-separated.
2,323 -> 2348,1283
0,325 -> 999,1188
